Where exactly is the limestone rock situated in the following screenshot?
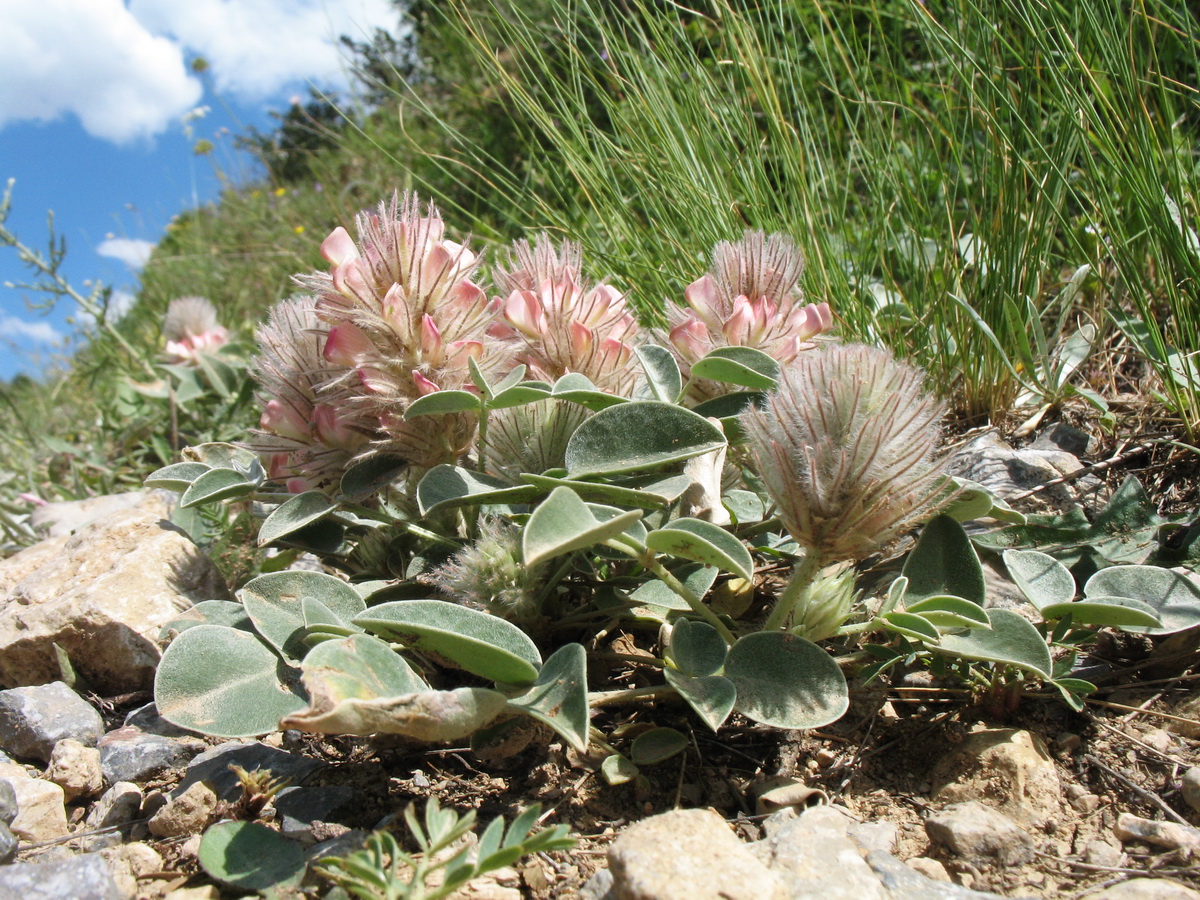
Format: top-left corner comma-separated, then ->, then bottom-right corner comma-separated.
175,741 -> 326,802
45,738 -> 103,802
1081,879 -> 1200,900
925,801 -> 1037,867
0,682 -> 104,763
0,852 -> 123,900
1168,694 -> 1200,740
930,728 -> 1061,828
81,782 -> 143,851
606,808 -> 786,900
948,431 -> 1089,508
30,491 -> 169,538
0,503 -> 230,694
98,841 -> 164,898
752,806 -> 888,900
149,780 -> 217,838
0,764 -> 70,842
1181,767 -> 1200,814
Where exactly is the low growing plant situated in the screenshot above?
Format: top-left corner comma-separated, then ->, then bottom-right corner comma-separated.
148,193 -> 1200,761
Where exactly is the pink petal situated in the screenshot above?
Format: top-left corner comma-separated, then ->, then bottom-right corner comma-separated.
569,321 -> 593,357
503,289 -> 546,338
668,316 -> 710,362
312,405 -> 357,449
412,370 -> 440,395
324,324 -> 375,367
260,399 -> 311,442
420,314 -> 443,361
722,296 -> 755,345
321,227 -> 359,267
683,275 -> 723,330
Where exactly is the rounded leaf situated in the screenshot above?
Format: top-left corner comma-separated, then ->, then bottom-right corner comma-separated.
935,608 -> 1053,678
880,611 -> 941,643
258,491 -> 336,546
506,642 -> 589,751
630,727 -> 688,765
180,467 -> 260,508
154,625 -> 307,737
635,344 -> 683,403
905,595 -> 991,628
664,670 -> 736,732
405,389 -> 481,418
726,632 -> 848,729
690,346 -> 780,389
1040,597 -> 1163,629
601,754 -> 639,785
417,465 -> 537,515
667,618 -> 729,677
1004,549 -> 1076,611
522,486 -> 644,567
645,517 -> 754,582
629,564 -> 718,612
241,571 -> 367,661
160,600 -> 253,639
1084,565 -> 1200,634
145,461 -> 210,492
198,821 -> 305,892
902,515 -> 986,606
565,402 -> 725,477
552,373 -> 627,410
355,600 -> 542,685
339,453 -> 408,500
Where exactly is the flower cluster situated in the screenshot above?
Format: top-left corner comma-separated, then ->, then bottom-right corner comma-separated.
249,297 -> 372,493
664,231 -> 832,398
298,193 -> 513,469
492,236 -> 638,394
163,296 -> 229,364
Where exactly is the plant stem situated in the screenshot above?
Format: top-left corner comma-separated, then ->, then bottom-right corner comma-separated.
589,684 -> 677,708
604,534 -> 737,645
763,551 -> 823,631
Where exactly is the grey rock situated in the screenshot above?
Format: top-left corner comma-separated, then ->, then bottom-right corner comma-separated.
0,822 -> 15,864
925,801 -> 1037,866
307,828 -> 370,866
580,868 -> 616,900
1081,878 -> 1200,900
98,727 -> 204,784
122,702 -> 193,738
607,808 -> 786,900
0,852 -> 122,900
0,682 -> 104,763
80,782 -> 143,852
1181,767 -> 1200,814
0,780 -> 15,825
948,430 -> 1089,507
175,741 -> 325,802
275,785 -> 355,843
1028,423 -> 1093,456
0,502 -> 231,694
867,850 -> 1026,899
753,806 -> 888,900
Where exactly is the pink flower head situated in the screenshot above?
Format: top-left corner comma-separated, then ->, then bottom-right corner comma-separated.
493,235 -> 638,393
162,296 -> 229,364
663,232 -> 834,400
294,193 -> 517,467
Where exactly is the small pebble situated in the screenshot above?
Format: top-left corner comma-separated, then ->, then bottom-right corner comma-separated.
1181,768 -> 1200,814
1084,840 -> 1123,868
1056,732 -> 1082,753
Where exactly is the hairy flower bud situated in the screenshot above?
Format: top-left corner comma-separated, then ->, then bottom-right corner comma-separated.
742,343 -> 951,563
426,519 -> 546,621
163,296 -> 228,364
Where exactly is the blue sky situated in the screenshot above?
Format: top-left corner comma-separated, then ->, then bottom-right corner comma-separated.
0,0 -> 400,382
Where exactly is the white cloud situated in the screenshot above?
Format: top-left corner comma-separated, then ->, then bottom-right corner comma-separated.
130,0 -> 398,101
0,315 -> 63,345
0,0 -> 398,143
96,237 -> 156,269
0,0 -> 202,143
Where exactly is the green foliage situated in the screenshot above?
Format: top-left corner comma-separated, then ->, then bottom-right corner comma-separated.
314,798 -> 575,900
